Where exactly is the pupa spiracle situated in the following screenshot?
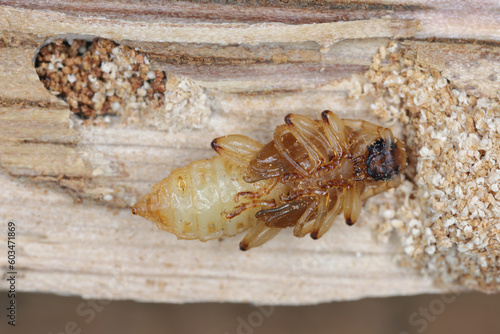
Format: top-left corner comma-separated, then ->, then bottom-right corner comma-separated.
132,111 -> 407,250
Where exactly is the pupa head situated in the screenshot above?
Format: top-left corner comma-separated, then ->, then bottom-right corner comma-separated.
366,137 -> 406,181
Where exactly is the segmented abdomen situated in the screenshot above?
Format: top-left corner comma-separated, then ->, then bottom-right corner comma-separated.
132,156 -> 283,241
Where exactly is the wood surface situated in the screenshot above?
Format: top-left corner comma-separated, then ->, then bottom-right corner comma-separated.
0,0 -> 498,304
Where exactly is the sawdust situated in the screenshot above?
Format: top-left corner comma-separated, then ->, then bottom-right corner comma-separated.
362,41 -> 499,292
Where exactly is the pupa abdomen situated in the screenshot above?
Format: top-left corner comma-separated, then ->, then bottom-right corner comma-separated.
132,156 -> 285,241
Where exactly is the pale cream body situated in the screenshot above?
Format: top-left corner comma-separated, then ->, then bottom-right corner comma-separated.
133,156 -> 287,241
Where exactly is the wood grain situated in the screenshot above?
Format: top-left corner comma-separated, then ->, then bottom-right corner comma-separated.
0,0 -> 498,303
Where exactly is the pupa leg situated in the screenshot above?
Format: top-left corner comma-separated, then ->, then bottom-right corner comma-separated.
310,193 -> 342,239
342,183 -> 362,225
342,118 -> 383,133
234,177 -> 278,202
255,199 -> 311,229
342,118 -> 383,155
284,113 -> 334,163
293,192 -> 330,239
360,174 -> 402,201
278,189 -> 329,237
320,110 -> 348,159
211,134 -> 263,167
222,199 -> 276,219
273,114 -> 331,176
273,125 -> 309,177
239,220 -> 281,251
252,192 -> 326,239
292,200 -> 318,237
